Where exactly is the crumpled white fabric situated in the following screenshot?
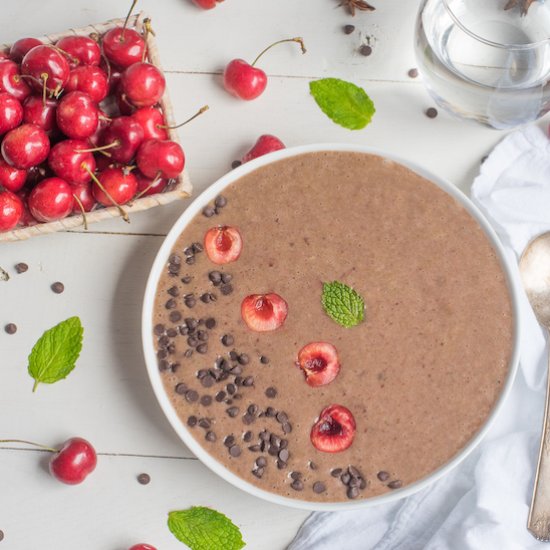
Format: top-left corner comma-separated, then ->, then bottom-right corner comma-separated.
289,126 -> 550,550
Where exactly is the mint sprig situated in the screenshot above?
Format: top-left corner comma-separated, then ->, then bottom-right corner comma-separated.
309,78 -> 375,130
168,507 -> 245,550
322,281 -> 365,327
28,316 -> 84,392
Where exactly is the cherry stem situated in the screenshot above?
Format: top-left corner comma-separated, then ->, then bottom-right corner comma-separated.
122,0 -> 139,40
141,18 -> 155,62
84,166 -> 130,223
73,194 -> 88,231
49,45 -> 79,66
0,439 -> 58,453
41,73 -> 48,105
99,115 -> 112,122
251,37 -> 307,67
133,173 -> 162,201
78,141 -> 119,154
158,105 -> 209,130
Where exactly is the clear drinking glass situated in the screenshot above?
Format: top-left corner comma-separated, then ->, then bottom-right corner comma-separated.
415,0 -> 550,129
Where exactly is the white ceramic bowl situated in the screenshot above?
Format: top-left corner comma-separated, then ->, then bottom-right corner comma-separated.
142,144 -> 521,511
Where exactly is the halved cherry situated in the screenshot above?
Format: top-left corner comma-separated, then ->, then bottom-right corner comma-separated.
310,404 -> 356,453
297,342 -> 340,387
204,225 -> 243,264
241,293 -> 288,332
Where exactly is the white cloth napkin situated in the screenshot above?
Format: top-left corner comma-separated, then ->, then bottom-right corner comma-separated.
289,125 -> 550,550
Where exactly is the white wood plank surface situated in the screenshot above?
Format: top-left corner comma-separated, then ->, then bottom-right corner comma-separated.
1,0 -> 548,549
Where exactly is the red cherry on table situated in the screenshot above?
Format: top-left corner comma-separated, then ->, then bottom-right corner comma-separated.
310,404 -> 356,453
129,545 -> 157,550
71,181 -> 95,214
223,38 -> 306,100
49,437 -> 97,485
241,293 -> 288,332
56,36 -> 101,68
0,189 -> 23,231
132,107 -> 168,140
21,45 -> 70,95
241,134 -> 285,163
135,171 -> 167,197
100,116 -> 144,163
0,158 -> 26,192
191,0 -> 224,8
28,177 -> 74,222
65,65 -> 108,103
48,139 -> 96,185
23,96 -> 58,135
0,92 -> 23,135
0,59 -> 31,101
121,62 -> 165,108
9,37 -> 42,64
1,123 -> 50,169
92,166 -> 138,207
136,139 -> 184,179
102,27 -> 146,69
56,91 -> 99,139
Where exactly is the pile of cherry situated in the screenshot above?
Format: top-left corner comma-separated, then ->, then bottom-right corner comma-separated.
0,23 -> 184,232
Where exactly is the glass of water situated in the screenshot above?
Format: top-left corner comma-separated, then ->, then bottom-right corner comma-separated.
415,0 -> 550,129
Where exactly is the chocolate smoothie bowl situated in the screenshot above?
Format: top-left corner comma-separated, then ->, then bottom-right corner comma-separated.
142,145 -> 520,511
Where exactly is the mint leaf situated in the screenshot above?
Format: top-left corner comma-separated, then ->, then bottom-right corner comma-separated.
322,281 -> 365,327
309,78 -> 375,130
28,317 -> 84,392
168,507 -> 245,550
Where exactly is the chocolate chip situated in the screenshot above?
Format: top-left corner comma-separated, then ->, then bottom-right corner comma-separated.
280,439 -> 288,449
15,262 -> 28,274
226,406 -> 239,417
169,253 -> 181,264
0,529 -> 4,541
188,335 -> 199,347
215,391 -> 226,402
165,299 -> 177,310
349,466 -> 361,478
349,477 -> 360,488
184,295 -> 196,308
4,323 -> 17,335
205,431 -> 217,442
242,414 -> 254,425
426,107 -> 438,119
214,195 -> 227,208
226,383 -> 236,395
196,343 -> 208,354
221,334 -> 234,346
278,449 -> 289,462
275,460 -> 286,470
229,445 -> 241,457
167,286 -> 179,297
388,480 -> 403,489
270,434 -> 281,447
203,205 -> 216,217
51,282 -> 65,294
247,404 -> 259,416
360,478 -> 367,489
265,407 -> 276,417
154,324 -> 165,335
168,264 -> 180,274
192,242 -> 203,253
157,350 -> 168,360
341,473 -> 351,485
359,44 -> 372,56
198,418 -> 211,429
377,471 -> 390,482
290,471 -> 302,480
256,456 -> 267,468
313,481 -> 326,494
169,311 -> 182,323
248,444 -> 261,452
252,467 -> 264,478
184,349 -> 193,358
208,271 -> 222,285
237,353 -> 249,365
205,317 -> 216,329
221,273 -> 232,284
309,461 -> 318,470
197,330 -> 208,341
343,24 -> 355,34
347,486 -> 359,499
179,325 -> 189,336
265,387 -> 277,398
137,473 -> 150,485
200,293 -> 211,303
243,431 -> 253,442
260,355 -> 270,364
158,359 -> 169,371
242,376 -> 254,387
291,480 -> 304,491
181,275 -> 192,284
175,383 -> 187,395
234,376 -> 243,386
408,67 -> 419,78
167,328 -> 178,338
187,415 -> 197,427
200,395 -> 212,407
201,375 -> 215,388
185,390 -> 199,403
276,412 -> 288,423
220,283 -> 233,295
231,160 -> 242,169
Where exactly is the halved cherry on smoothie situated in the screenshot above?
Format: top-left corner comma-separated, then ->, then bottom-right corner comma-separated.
241,293 -> 288,332
310,404 -> 356,453
204,225 -> 243,264
298,342 -> 340,387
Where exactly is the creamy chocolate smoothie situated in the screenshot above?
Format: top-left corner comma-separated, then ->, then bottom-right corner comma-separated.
152,152 -> 514,503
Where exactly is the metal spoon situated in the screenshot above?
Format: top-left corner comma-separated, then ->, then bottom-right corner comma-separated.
520,232 -> 550,541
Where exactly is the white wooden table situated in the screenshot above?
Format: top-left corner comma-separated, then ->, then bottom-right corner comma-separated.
0,1 -> 545,548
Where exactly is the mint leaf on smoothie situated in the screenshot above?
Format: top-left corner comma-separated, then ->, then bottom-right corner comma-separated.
168,507 -> 245,550
309,78 -> 375,130
322,281 -> 365,327
28,316 -> 84,392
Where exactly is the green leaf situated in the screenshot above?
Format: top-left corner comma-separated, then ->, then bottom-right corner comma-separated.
27,317 -> 84,392
309,78 -> 376,130
168,507 -> 245,550
322,281 -> 365,327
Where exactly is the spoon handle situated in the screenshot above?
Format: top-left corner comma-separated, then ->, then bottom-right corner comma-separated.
528,345 -> 550,541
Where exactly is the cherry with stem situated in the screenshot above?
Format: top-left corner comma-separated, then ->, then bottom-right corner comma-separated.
84,165 -> 130,223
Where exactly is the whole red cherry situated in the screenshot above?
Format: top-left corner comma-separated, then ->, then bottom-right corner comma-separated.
0,60 -> 32,101
21,45 -> 70,96
23,96 -> 58,135
192,0 -> 224,8
0,92 -> 23,135
9,37 -> 42,64
135,171 -> 167,197
17,188 -> 37,227
121,62 -> 165,108
56,36 -> 101,68
65,65 -> 108,103
136,139 -> 184,179
1,123 -> 50,169
56,91 -> 99,139
0,189 -> 23,231
132,107 -> 168,140
48,139 -> 96,185
102,27 -> 146,69
71,181 -> 95,214
0,158 -> 27,192
49,437 -> 97,485
101,116 -> 144,163
92,166 -> 138,206
28,177 -> 74,222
